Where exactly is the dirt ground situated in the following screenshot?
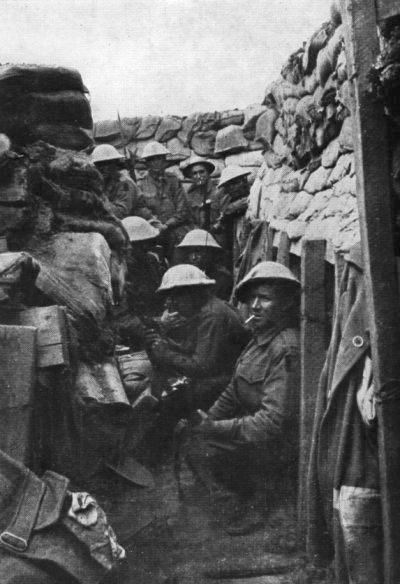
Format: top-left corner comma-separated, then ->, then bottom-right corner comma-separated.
94,459 -> 334,584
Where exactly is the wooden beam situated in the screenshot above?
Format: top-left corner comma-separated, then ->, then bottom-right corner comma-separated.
277,231 -> 290,267
342,1 -> 400,581
298,239 -> 327,546
0,325 -> 36,464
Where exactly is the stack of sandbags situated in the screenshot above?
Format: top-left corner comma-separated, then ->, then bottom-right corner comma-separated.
247,1 -> 360,257
0,64 -> 93,150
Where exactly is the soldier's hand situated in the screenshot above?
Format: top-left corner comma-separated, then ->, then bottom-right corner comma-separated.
161,310 -> 186,330
192,410 -> 214,435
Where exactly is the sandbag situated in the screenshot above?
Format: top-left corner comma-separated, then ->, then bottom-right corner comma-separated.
338,116 -> 354,152
281,48 -> 305,84
303,165 -> 333,194
19,90 -> 92,129
242,103 -> 267,139
214,125 -> 248,156
286,190 -> 314,219
254,108 -> 279,147
48,151 -> 103,193
190,130 -> 217,156
219,109 -> 244,128
225,150 -> 264,167
264,79 -> 308,108
321,137 -> 341,167
178,112 -> 220,146
0,64 -> 87,93
94,119 -> 121,141
302,22 -> 332,75
155,115 -> 182,142
30,123 -> 93,150
135,115 -> 161,140
165,137 -> 191,161
120,117 -> 141,141
327,152 -> 353,185
31,232 -> 113,324
298,188 -> 333,221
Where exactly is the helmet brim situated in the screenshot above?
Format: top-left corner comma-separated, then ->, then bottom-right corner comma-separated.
235,276 -> 300,302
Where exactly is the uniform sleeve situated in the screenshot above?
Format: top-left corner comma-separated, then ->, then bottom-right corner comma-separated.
207,348 -> 300,444
165,178 -> 192,229
108,179 -> 135,219
148,313 -> 225,377
208,379 -> 240,420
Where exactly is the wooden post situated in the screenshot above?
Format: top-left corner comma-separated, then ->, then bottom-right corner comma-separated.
333,251 -> 346,309
342,1 -> 400,581
277,231 -> 290,267
298,239 -> 327,545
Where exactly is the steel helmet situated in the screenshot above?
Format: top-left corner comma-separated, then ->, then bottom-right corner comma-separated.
180,156 -> 215,178
235,261 -> 300,302
218,165 -> 251,189
141,141 -> 170,159
91,144 -> 124,164
177,229 -> 221,249
121,216 -> 159,242
157,264 -> 216,293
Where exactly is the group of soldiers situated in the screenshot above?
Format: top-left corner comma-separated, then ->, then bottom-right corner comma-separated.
90,140 -> 301,536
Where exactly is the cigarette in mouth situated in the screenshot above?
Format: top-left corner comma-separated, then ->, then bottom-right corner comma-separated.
245,315 -> 255,324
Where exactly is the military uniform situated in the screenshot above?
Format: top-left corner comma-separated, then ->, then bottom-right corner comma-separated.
147,295 -> 249,410
112,250 -> 166,350
103,170 -> 147,220
187,179 -> 223,230
139,173 -> 192,229
190,323 -> 300,508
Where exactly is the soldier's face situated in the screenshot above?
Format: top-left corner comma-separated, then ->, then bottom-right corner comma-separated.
247,283 -> 279,331
225,176 -> 248,200
146,155 -> 167,173
187,247 -> 208,269
190,164 -> 209,186
166,290 -> 197,318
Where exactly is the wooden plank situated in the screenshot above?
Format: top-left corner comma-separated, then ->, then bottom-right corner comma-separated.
19,305 -> 69,368
0,325 -> 36,464
276,231 -> 290,267
298,239 -> 327,546
376,0 -> 400,22
333,251 -> 346,307
342,1 -> 400,581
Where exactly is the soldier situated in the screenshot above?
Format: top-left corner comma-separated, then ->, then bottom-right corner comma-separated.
189,261 -> 300,535
145,264 -> 249,411
180,156 -> 222,231
138,141 -> 193,258
213,165 -> 251,269
112,216 -> 165,350
175,229 -> 233,300
91,144 -> 147,220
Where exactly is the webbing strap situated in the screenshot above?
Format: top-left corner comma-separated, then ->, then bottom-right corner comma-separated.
0,472 -> 45,553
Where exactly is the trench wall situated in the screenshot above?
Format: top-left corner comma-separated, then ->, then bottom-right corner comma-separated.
94,1 -> 359,262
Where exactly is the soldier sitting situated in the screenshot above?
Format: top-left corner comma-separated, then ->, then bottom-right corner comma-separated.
187,261 -> 300,535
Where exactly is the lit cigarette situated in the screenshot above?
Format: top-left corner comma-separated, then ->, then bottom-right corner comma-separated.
245,315 -> 255,324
